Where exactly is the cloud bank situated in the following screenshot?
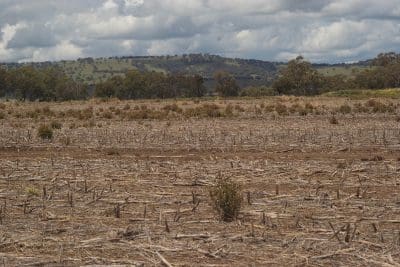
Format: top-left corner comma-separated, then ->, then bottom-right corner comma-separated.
0,0 -> 399,63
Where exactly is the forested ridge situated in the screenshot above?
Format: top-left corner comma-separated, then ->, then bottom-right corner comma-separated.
0,53 -> 399,101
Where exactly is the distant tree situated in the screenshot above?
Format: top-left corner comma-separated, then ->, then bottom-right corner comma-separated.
94,76 -> 121,98
0,68 -> 8,97
144,71 -> 170,99
214,71 -> 240,97
54,78 -> 87,101
189,74 -> 206,97
384,62 -> 400,87
272,56 -> 324,95
8,66 -> 47,101
168,73 -> 206,98
372,52 -> 400,67
352,52 -> 400,89
353,69 -> 386,89
322,74 -> 350,92
123,70 -> 146,99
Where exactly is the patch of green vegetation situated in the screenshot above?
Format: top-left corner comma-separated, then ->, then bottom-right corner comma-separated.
316,66 -> 373,77
209,177 -> 242,222
144,64 -> 167,74
323,88 -> 400,99
25,187 -> 40,197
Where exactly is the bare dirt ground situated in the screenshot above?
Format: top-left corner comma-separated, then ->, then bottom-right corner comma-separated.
0,97 -> 399,266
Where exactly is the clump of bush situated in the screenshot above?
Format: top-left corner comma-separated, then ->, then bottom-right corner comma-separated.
365,99 -> 395,113
224,104 -> 234,117
275,103 -> 288,115
0,111 -> 5,120
353,103 -> 369,113
329,115 -> 339,125
102,111 -> 113,119
50,120 -> 62,129
338,103 -> 352,114
127,109 -> 169,120
41,106 -> 54,116
163,103 -> 183,114
209,177 -> 242,222
25,186 -> 40,197
37,124 -> 53,140
184,103 -> 224,118
234,104 -> 245,112
65,107 -> 93,120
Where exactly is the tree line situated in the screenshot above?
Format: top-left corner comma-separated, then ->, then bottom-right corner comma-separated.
0,66 -> 87,101
1,52 -> 400,101
94,70 -> 206,99
271,52 -> 400,96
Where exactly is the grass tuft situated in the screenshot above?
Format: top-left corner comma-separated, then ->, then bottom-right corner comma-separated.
209,177 -> 242,222
37,124 -> 53,140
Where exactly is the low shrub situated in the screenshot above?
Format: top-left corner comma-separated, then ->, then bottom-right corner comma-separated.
275,103 -> 288,115
37,124 -> 53,140
162,103 -> 182,113
329,115 -> 339,125
209,177 -> 242,222
338,104 -> 352,114
50,121 -> 62,129
184,103 -> 224,118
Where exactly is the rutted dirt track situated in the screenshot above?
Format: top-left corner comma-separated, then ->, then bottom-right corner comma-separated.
0,98 -> 399,266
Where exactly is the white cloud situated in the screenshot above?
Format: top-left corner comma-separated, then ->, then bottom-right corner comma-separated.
0,23 -> 27,60
0,0 -> 399,63
124,0 -> 144,7
302,20 -> 367,51
21,40 -> 82,62
102,0 -> 118,10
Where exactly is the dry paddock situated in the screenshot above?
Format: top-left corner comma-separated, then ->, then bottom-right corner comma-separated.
0,97 -> 399,266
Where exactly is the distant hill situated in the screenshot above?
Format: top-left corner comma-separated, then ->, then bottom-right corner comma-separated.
0,54 -> 371,88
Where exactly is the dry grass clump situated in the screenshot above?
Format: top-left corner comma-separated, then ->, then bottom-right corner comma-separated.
60,136 -> 71,146
23,106 -> 56,119
64,107 -> 94,120
353,103 -> 370,113
275,103 -> 288,115
364,99 -> 395,113
25,110 -> 40,119
184,103 -> 224,118
338,103 -> 352,114
37,124 -> 53,140
0,111 -> 5,120
50,120 -> 62,129
162,103 -> 183,114
41,106 -> 54,116
127,109 -> 169,120
123,103 -> 130,110
264,104 -> 275,113
224,104 -> 234,117
288,103 -> 314,116
329,115 -> 339,125
234,104 -> 245,112
101,111 -> 113,119
209,177 -> 242,222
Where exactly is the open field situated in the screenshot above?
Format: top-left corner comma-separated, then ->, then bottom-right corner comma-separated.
0,97 -> 399,266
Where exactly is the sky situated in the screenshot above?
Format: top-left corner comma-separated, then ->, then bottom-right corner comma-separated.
0,0 -> 399,63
